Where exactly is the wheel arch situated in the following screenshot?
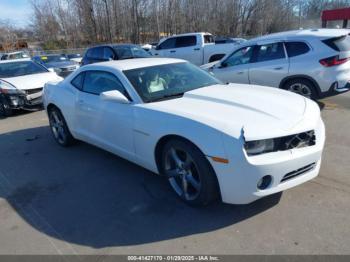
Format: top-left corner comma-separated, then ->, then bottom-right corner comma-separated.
154,134 -> 215,176
47,103 -> 60,112
279,75 -> 321,97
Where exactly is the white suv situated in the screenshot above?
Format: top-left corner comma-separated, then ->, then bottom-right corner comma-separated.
201,29 -> 350,99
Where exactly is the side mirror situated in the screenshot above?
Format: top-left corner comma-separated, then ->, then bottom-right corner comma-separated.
100,90 -> 130,104
155,45 -> 160,50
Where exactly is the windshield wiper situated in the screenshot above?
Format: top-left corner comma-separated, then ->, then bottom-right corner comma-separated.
150,92 -> 185,102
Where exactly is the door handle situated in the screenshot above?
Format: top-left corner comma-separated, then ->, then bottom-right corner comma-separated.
170,50 -> 176,53
273,67 -> 283,70
237,71 -> 244,75
194,48 -> 200,51
154,53 -> 159,56
78,100 -> 84,105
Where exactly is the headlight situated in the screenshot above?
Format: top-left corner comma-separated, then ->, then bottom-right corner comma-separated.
0,80 -> 24,95
54,68 -> 62,73
244,139 -> 275,156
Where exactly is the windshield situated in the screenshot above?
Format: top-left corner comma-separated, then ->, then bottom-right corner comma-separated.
39,55 -> 68,63
124,62 -> 221,103
0,61 -> 48,78
114,45 -> 151,59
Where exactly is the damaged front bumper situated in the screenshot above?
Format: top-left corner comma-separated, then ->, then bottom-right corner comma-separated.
1,88 -> 43,111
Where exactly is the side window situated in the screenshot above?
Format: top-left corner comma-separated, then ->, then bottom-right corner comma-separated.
175,36 -> 197,48
223,46 -> 253,67
256,42 -> 285,62
91,47 -> 103,59
71,72 -> 85,90
158,38 -> 176,50
83,71 -> 128,97
103,47 -> 114,60
204,35 -> 215,43
285,42 -> 310,57
85,48 -> 94,58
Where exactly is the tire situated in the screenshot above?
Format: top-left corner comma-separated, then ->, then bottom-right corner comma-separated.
161,138 -> 219,206
0,96 -> 13,117
283,78 -> 318,100
48,107 -> 75,146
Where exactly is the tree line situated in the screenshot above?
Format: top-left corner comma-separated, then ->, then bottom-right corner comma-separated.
4,0 -> 350,50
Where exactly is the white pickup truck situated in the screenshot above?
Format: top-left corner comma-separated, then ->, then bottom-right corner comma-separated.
150,32 -> 237,66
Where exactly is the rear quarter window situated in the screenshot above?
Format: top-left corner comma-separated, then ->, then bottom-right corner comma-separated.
71,73 -> 84,90
322,35 -> 350,52
285,42 -> 310,57
175,36 -> 197,48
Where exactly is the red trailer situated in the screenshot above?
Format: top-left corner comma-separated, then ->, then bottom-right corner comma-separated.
322,7 -> 350,28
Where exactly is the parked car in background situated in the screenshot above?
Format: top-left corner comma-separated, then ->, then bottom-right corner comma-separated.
43,58 -> 325,206
150,32 -> 237,65
32,54 -> 79,77
66,53 -> 82,64
81,44 -> 151,66
201,29 -> 350,99
1,51 -> 29,60
0,59 -> 62,116
215,36 -> 247,45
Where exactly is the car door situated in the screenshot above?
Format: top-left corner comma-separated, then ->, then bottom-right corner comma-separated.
211,46 -> 254,84
248,41 -> 289,87
74,70 -> 135,159
153,37 -> 176,58
173,35 -> 202,65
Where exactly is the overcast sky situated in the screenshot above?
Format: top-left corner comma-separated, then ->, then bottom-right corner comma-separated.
0,0 -> 32,27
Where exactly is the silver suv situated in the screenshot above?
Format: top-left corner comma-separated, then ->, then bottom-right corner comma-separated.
201,29 -> 350,99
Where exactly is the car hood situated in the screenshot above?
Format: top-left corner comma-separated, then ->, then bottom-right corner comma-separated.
45,61 -> 77,68
143,84 -> 320,140
2,72 -> 62,90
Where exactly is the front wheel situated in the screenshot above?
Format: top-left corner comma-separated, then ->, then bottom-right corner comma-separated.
161,139 -> 219,206
0,96 -> 13,117
48,107 -> 75,146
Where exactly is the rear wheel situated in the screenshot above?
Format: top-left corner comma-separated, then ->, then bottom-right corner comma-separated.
48,107 -> 75,146
283,78 -> 318,100
161,139 -> 219,206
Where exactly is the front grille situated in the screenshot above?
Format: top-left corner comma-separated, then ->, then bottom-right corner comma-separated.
61,66 -> 75,72
275,130 -> 316,151
25,88 -> 43,95
281,162 -> 316,183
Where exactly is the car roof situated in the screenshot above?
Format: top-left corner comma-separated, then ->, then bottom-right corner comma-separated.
0,58 -> 31,64
36,54 -> 65,57
248,28 -> 350,43
88,43 -> 139,49
170,32 -> 211,37
2,51 -> 25,55
83,58 -> 186,71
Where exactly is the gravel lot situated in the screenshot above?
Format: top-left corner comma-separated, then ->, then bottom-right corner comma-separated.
0,92 -> 349,255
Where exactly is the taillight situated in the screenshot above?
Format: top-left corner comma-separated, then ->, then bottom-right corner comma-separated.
319,55 -> 350,67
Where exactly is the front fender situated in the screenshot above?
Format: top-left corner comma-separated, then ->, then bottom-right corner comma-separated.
132,108 -> 237,173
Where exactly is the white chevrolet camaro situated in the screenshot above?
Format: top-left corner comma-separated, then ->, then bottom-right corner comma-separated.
43,58 -> 325,206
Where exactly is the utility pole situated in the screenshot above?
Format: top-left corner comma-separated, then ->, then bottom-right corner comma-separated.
298,0 -> 302,29
102,0 -> 113,43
